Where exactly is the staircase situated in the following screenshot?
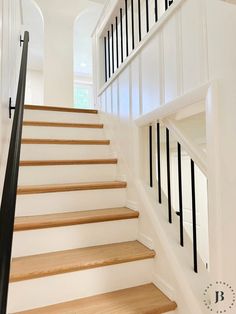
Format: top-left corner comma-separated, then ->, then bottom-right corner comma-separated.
8,105 -> 177,313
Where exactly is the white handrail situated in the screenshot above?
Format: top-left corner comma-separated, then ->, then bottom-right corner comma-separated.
163,118 -> 207,175
135,83 -> 210,126
135,82 -> 213,176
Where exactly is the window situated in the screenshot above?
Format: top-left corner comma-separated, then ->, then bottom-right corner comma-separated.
74,84 -> 93,109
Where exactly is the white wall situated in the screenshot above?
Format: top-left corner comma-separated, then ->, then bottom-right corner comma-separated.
0,0 -> 22,192
25,70 -> 44,104
22,0 -> 44,71
22,0 -> 44,106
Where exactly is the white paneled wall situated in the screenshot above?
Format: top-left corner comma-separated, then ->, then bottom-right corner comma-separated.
93,0 -> 236,313
96,0 -> 209,119
141,37 -> 161,113
0,0 -> 22,193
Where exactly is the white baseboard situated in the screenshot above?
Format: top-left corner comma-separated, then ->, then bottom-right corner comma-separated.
138,232 -> 154,250
153,273 -> 176,301
126,200 -> 138,210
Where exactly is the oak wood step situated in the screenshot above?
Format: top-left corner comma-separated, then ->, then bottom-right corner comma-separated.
21,139 -> 110,145
23,121 -> 103,128
17,181 -> 127,195
10,241 -> 155,282
14,207 -> 139,231
24,105 -> 98,114
14,283 -> 177,314
19,158 -> 118,167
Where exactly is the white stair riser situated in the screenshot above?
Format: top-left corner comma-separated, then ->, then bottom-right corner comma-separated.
24,110 -> 100,124
22,126 -> 105,140
16,189 -> 127,216
20,144 -> 114,160
8,259 -> 153,313
18,164 -> 117,185
12,220 -> 138,257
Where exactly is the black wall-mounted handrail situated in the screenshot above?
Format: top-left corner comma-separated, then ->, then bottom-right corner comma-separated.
0,31 -> 29,313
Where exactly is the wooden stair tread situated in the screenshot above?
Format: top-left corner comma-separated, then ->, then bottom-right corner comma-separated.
17,181 -> 127,195
14,283 -> 177,314
22,139 -> 110,145
23,121 -> 103,128
14,207 -> 139,231
10,241 -> 155,282
19,159 -> 118,166
24,104 -> 98,114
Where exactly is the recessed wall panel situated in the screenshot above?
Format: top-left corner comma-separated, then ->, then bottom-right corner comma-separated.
141,34 -> 161,114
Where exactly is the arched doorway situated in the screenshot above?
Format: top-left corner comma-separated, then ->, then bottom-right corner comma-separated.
73,5 -> 103,109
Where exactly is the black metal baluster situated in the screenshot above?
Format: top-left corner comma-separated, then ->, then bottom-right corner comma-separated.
165,0 -> 168,10
191,159 -> 198,273
157,123 -> 162,203
131,0 -> 135,50
111,24 -> 114,74
155,0 -> 158,22
125,0 -> 129,57
178,143 -> 184,247
149,125 -> 153,188
138,0 -> 142,42
166,128 -> 172,223
104,37 -> 107,82
107,30 -> 111,78
146,0 -> 149,33
120,8 -> 124,63
116,16 -> 119,69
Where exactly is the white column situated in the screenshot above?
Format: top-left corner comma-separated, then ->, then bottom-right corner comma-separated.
43,15 -> 74,106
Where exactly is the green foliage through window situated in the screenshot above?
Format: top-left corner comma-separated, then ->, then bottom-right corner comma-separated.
74,85 -> 91,109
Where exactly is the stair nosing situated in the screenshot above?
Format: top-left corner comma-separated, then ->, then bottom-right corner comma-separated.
10,241 -> 155,282
24,105 -> 98,114
23,121 -> 103,128
17,181 -> 127,195
19,159 -> 118,167
21,139 -> 110,145
14,207 -> 139,231
12,284 -> 177,314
